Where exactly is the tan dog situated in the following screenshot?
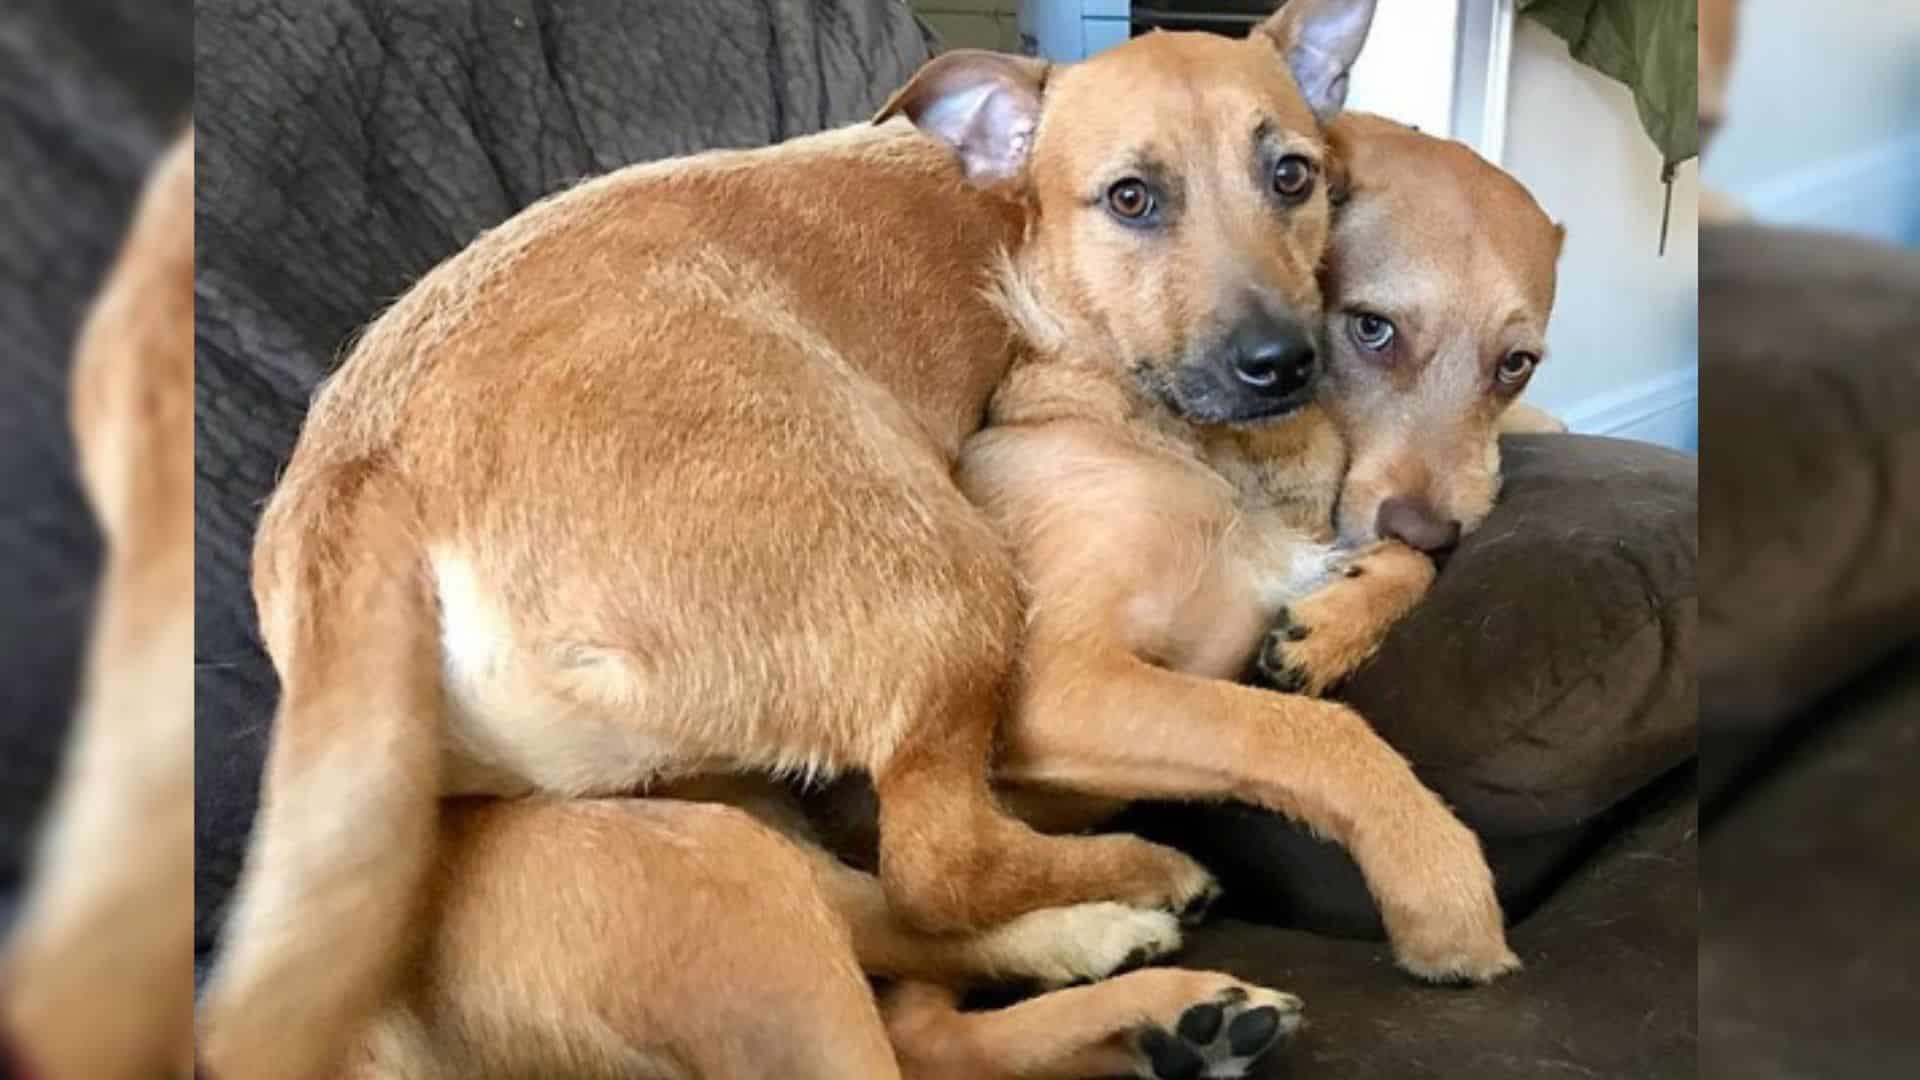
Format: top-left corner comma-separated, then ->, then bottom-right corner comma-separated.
200,4 -> 1384,1078
1,131 -> 195,1080
961,112 -> 1557,985
326,112 -> 1564,1080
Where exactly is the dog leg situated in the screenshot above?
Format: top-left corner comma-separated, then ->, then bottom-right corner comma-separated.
871,688 -> 1220,935
199,483 -> 444,1080
3,131 -> 194,1080
1252,540 -> 1434,695
339,798 -> 907,1080
812,854 -> 1184,988
884,971 -> 1302,1080
664,774 -> 1189,988
1002,649 -> 1519,984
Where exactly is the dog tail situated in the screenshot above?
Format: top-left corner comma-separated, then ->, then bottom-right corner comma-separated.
201,468 -> 442,1080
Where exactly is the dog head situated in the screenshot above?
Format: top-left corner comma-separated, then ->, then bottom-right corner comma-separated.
1319,114 -> 1562,551
877,0 -> 1378,425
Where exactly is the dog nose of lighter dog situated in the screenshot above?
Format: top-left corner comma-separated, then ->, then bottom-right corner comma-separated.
1227,313 -> 1319,400
1377,495 -> 1461,553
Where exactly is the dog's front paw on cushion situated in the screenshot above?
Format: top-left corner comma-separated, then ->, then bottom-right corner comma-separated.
1123,433 -> 1696,937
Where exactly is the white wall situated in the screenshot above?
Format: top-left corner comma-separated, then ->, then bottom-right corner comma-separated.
1703,0 -> 1920,244
1499,20 -> 1698,448
921,3 -> 1702,447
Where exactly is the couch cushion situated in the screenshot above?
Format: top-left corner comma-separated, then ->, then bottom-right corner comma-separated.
1698,224 -> 1920,800
1180,766 -> 1697,1080
1132,433 -> 1697,934
193,0 -> 938,960
0,0 -> 191,890
1702,643 -> 1920,1077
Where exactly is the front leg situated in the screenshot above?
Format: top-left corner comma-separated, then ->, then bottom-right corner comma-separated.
1000,644 -> 1518,984
1254,540 -> 1434,695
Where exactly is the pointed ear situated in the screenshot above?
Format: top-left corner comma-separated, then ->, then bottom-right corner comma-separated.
1256,0 -> 1378,124
1552,223 -> 1568,259
875,50 -> 1050,186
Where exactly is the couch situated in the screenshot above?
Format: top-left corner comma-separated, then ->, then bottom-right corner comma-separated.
1698,223 -> 1920,1078
10,2 -> 1701,1077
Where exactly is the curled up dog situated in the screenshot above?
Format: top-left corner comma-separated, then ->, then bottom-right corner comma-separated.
224,46 -> 1566,1080
198,3 -> 1393,1078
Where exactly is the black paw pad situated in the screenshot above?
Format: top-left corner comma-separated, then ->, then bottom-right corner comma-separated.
1274,607 -> 1311,641
1176,1002 -> 1224,1045
1140,1027 -> 1205,1080
1133,986 -> 1299,1079
1179,881 -> 1223,925
1227,1006 -> 1283,1056
1261,661 -> 1307,694
1117,945 -> 1156,974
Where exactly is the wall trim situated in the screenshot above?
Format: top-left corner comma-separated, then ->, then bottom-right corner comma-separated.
1557,367 -> 1698,450
1728,131 -> 1920,230
1449,0 -> 1515,162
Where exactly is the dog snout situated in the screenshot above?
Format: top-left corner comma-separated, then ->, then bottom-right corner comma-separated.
1376,494 -> 1461,553
1226,311 -> 1319,402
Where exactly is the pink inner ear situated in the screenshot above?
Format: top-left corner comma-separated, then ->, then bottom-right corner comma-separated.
920,82 -> 1036,185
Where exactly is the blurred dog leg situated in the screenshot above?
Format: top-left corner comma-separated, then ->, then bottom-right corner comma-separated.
1699,0 -> 1748,223
2,128 -> 194,1080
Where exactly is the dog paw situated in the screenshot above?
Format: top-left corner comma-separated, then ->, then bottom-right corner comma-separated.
1130,984 -> 1303,1079
1251,606 -> 1321,695
1380,824 -> 1522,986
1393,934 -> 1523,986
1151,848 -> 1224,925
984,903 -> 1184,988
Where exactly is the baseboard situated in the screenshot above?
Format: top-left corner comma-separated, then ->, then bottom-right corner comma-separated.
1557,368 -> 1698,451
1724,132 -> 1920,243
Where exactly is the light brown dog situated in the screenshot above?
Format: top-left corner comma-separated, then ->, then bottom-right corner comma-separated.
329,111 -> 1565,1080
1,131 -> 195,1080
962,111 -> 1558,985
200,4 -> 1383,1078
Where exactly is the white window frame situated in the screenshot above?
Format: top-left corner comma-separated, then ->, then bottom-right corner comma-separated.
1019,0 -> 1516,162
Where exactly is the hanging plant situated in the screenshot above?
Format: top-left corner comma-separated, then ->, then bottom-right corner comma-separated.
1518,0 -> 1698,251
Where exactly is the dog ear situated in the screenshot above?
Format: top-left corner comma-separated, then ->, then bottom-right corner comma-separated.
1552,222 -> 1568,259
1256,0 -> 1378,123
875,50 -> 1049,186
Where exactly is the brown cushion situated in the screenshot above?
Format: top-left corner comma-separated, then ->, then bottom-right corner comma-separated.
1178,768 -> 1698,1080
1129,433 -> 1697,934
1698,224 -> 1920,798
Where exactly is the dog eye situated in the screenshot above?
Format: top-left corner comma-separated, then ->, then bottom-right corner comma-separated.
1272,155 -> 1316,202
1106,179 -> 1155,222
1350,312 -> 1395,351
1497,351 -> 1539,387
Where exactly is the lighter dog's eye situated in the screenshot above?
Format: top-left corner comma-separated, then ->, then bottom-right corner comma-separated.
1106,179 -> 1154,221
1497,351 -> 1538,386
1272,155 -> 1316,201
1350,312 -> 1395,351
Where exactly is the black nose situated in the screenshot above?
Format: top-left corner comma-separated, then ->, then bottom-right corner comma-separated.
1376,495 -> 1461,553
1227,313 -> 1319,400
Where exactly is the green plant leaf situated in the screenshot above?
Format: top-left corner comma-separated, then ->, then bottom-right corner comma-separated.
1519,0 -> 1699,177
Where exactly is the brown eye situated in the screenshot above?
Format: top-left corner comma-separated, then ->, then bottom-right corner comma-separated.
1272,154 -> 1316,201
1497,351 -> 1538,387
1350,311 -> 1395,351
1106,178 -> 1154,221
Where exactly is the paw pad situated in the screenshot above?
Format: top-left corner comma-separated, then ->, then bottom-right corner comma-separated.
1132,986 -> 1302,1079
1178,880 -> 1223,926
